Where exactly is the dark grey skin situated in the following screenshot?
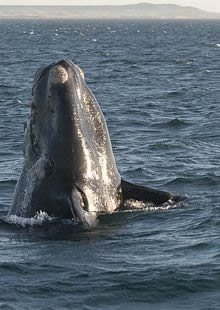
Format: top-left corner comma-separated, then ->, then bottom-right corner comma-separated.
8,60 -> 179,228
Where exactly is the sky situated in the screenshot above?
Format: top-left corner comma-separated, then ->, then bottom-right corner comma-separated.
0,0 -> 220,13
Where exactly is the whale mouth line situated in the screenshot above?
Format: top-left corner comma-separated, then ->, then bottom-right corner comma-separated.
66,185 -> 90,229
67,197 -> 90,230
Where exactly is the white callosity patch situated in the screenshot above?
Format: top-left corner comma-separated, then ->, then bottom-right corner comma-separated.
49,65 -> 68,84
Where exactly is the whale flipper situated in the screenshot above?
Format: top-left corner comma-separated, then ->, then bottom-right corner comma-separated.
121,179 -> 177,205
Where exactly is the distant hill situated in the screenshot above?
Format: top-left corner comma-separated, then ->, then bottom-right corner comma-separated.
0,3 -> 220,20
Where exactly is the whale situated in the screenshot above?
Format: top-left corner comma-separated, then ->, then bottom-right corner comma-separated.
8,59 -> 179,228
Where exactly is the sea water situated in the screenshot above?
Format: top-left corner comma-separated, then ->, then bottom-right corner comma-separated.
0,20 -> 219,309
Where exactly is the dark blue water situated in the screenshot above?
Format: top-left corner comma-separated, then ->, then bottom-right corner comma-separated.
0,19 -> 220,309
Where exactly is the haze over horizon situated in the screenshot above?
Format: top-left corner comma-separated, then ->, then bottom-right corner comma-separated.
0,0 -> 220,14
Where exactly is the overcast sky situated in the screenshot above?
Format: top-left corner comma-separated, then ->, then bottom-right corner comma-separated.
0,1 -> 220,13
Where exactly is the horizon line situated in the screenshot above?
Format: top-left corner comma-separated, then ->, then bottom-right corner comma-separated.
0,3 -> 201,8
0,3 -> 218,15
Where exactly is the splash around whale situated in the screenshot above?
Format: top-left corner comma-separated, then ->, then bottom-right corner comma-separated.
7,59 -> 182,228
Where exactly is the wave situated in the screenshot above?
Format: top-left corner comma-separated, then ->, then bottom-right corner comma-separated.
153,118 -> 191,129
0,84 -> 17,89
176,58 -> 194,64
99,58 -> 120,65
166,175 -> 220,186
2,198 -> 180,230
155,88 -> 189,98
0,179 -> 17,185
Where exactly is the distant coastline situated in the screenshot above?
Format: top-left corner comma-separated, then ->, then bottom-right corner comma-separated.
0,3 -> 220,20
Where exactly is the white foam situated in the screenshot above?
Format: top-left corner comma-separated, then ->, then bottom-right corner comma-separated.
6,211 -> 55,227
124,199 -> 177,212
6,210 -> 99,229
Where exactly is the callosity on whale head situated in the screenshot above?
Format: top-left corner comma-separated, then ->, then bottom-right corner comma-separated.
8,59 -> 122,227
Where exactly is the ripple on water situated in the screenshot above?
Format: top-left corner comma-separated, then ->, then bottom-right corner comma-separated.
0,20 -> 220,310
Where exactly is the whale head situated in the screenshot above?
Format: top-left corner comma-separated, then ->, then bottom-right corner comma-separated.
17,60 -> 122,227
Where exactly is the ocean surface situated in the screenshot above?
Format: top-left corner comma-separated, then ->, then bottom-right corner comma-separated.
0,19 -> 220,309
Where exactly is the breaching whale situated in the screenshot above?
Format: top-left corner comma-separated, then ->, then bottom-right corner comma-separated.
8,59 -> 179,228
